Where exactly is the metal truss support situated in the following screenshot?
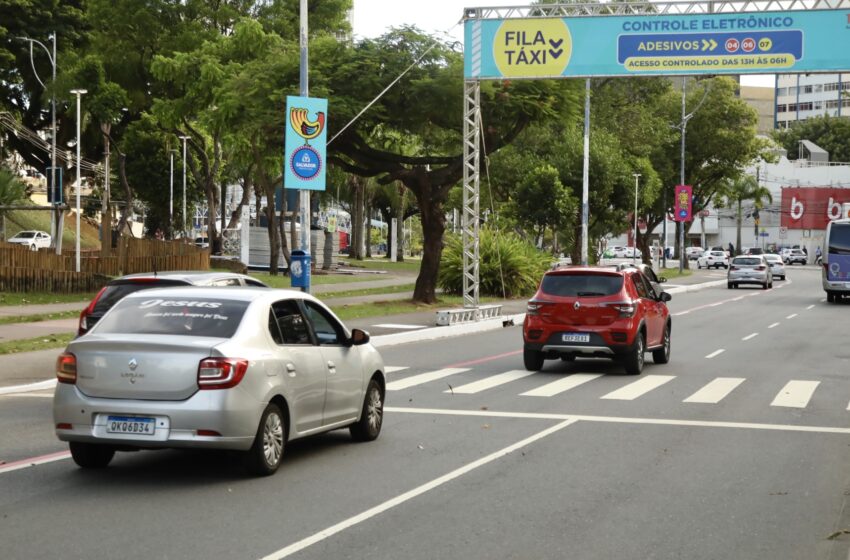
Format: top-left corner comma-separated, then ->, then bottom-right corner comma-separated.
462,80 -> 481,310
464,0 -> 850,20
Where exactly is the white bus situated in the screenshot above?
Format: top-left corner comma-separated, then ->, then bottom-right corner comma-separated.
822,218 -> 850,303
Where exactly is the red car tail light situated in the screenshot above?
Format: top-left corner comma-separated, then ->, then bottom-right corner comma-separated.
56,353 -> 77,384
607,302 -> 636,318
729,266 -> 738,271
526,301 -> 553,316
755,265 -> 766,271
78,286 -> 108,335
198,358 -> 249,390
527,329 -> 543,340
56,423 -> 73,430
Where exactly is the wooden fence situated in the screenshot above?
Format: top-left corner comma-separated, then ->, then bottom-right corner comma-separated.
0,237 -> 210,293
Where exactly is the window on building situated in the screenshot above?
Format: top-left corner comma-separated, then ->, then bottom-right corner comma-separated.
803,85 -> 813,94
798,102 -> 813,111
842,98 -> 850,108
787,103 -> 797,112
776,104 -> 786,113
814,101 -> 823,110
777,87 -> 788,96
814,84 -> 823,93
826,99 -> 840,109
825,82 -> 840,92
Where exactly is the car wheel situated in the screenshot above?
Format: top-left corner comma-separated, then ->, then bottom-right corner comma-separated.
652,323 -> 671,364
350,379 -> 384,442
762,281 -> 769,290
29,243 -> 37,251
623,331 -> 645,375
828,293 -> 835,303
727,282 -> 733,289
523,348 -> 545,371
69,442 -> 115,469
246,403 -> 285,476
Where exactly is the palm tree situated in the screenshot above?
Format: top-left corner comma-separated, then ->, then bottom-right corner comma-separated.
0,167 -> 27,241
721,175 -> 773,256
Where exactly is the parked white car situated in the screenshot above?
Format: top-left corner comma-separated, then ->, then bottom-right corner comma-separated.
613,246 -> 642,258
7,230 -> 51,250
686,246 -> 704,260
696,250 -> 729,269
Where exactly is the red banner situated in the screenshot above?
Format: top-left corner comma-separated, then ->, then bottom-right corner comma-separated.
674,185 -> 692,222
781,187 -> 850,229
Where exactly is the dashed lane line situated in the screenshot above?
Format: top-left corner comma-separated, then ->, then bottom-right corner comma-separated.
768,323 -> 780,329
786,313 -> 798,319
706,349 -> 725,359
742,333 -> 759,341
771,380 -> 821,409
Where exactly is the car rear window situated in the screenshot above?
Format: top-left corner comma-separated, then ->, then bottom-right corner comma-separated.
733,257 -> 761,266
764,255 -> 782,262
540,274 -> 623,297
93,280 -> 189,314
828,223 -> 850,255
94,297 -> 249,338
15,231 -> 36,238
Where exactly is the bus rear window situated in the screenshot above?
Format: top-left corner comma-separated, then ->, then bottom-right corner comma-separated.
828,223 -> 850,255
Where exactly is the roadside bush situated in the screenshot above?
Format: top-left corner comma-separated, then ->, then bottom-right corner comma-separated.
439,228 -> 550,298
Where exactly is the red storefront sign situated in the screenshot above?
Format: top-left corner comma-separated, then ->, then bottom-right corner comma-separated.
781,187 -> 850,229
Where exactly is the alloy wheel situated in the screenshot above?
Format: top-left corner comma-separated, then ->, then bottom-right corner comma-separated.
263,411 -> 284,467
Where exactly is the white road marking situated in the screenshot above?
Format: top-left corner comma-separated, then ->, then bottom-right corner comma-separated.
786,313 -> 798,319
259,418 -> 579,560
372,323 -> 426,330
386,368 -> 470,391
0,379 -> 56,395
384,366 -> 408,374
445,370 -> 536,394
521,373 -> 602,397
742,333 -> 759,341
768,323 -> 780,329
806,305 -> 815,310
683,378 -> 745,404
705,349 -> 725,359
600,375 -> 676,401
731,296 -> 745,301
771,380 -> 820,408
0,393 -> 53,398
386,406 -> 850,434
0,450 -> 70,475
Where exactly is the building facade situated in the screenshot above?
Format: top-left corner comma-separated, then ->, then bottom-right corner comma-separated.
775,73 -> 850,129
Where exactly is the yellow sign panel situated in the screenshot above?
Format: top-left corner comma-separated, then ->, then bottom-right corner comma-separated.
493,19 -> 572,78
624,53 -> 794,72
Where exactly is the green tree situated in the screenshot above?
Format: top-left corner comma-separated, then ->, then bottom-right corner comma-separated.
772,114 -> 850,163
506,164 -> 576,247
718,174 -> 773,256
0,166 -> 27,240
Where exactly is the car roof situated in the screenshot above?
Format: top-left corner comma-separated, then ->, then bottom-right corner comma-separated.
111,271 -> 262,285
119,286 -> 313,304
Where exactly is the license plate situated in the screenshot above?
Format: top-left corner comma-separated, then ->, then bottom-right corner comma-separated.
562,333 -> 590,343
106,416 -> 155,435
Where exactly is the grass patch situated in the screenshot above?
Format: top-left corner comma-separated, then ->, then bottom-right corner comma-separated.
6,207 -> 101,250
330,294 -> 505,321
0,292 -> 95,307
322,284 -> 416,300
0,332 -> 74,355
339,258 -> 421,273
657,268 -> 694,280
0,310 -> 81,325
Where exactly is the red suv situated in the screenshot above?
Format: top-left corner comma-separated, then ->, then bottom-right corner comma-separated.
523,266 -> 672,375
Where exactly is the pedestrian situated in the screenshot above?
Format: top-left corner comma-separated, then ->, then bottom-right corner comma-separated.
816,245 -> 822,264
802,246 -> 808,256
728,242 -> 734,257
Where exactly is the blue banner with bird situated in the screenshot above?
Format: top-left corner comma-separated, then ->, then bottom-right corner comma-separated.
284,96 -> 328,191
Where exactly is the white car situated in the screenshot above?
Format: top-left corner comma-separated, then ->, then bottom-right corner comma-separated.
686,246 -> 704,260
613,246 -> 642,258
7,230 -> 51,250
696,250 -> 729,269
763,253 -> 786,280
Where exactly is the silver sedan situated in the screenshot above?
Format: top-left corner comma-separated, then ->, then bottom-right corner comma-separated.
727,255 -> 773,289
763,253 -> 786,280
53,287 -> 386,476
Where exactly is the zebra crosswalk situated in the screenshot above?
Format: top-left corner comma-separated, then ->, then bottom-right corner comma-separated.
384,366 -> 841,411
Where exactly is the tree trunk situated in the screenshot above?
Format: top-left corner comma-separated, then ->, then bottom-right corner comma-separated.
412,185 -> 445,304
365,203 -> 372,258
225,177 -> 252,231
396,210 -> 405,262
352,176 -> 365,260
262,183 -> 279,275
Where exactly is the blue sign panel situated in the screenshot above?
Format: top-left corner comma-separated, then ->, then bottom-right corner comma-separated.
284,96 -> 327,191
465,10 -> 850,79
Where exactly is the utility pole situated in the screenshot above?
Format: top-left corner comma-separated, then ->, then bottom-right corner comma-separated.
179,135 -> 190,237
70,89 -> 87,273
633,173 -> 641,264
169,147 -> 174,239
679,80 -> 687,274
299,0 -> 311,267
581,79 -> 590,265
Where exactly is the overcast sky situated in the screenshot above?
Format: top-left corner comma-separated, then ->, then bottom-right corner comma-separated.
349,0 -> 775,88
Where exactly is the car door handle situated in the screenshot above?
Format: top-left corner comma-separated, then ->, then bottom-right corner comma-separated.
285,363 -> 296,377
327,361 -> 336,373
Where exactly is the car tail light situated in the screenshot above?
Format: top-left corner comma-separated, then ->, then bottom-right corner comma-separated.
527,329 -> 543,340
755,265 -> 766,271
56,423 -> 73,430
56,353 -> 77,384
198,358 -> 249,390
78,286 -> 108,335
607,302 -> 636,318
729,266 -> 738,271
526,301 -> 553,316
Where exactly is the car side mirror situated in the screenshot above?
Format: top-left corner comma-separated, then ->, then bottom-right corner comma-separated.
659,276 -> 668,283
659,292 -> 672,302
350,328 -> 370,346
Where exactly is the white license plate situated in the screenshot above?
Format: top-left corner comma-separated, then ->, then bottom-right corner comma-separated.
562,333 -> 590,343
106,416 -> 155,435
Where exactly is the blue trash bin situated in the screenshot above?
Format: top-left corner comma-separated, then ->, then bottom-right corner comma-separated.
290,250 -> 311,290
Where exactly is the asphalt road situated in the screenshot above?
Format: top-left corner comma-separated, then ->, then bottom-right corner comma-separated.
2,267 -> 850,560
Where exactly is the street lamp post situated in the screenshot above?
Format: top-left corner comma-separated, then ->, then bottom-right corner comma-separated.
179,135 -> 190,237
70,89 -> 87,273
633,173 -> 641,264
17,33 -> 58,253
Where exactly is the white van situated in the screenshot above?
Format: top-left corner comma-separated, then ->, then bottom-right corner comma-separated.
822,218 -> 850,302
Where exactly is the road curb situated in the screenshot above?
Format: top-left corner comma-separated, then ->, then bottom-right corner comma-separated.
665,279 -> 727,294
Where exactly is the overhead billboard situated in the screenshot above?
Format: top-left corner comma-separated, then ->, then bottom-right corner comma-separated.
781,187 -> 850,229
464,9 -> 850,79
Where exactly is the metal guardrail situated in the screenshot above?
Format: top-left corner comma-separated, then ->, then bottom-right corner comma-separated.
436,304 -> 504,326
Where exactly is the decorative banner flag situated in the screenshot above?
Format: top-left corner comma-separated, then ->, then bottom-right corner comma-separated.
674,184 -> 693,222
284,96 -> 328,191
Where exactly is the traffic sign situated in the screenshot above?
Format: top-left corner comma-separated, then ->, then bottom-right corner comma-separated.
778,226 -> 788,239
